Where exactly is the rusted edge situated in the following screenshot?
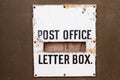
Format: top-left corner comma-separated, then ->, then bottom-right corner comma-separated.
63,4 -> 96,8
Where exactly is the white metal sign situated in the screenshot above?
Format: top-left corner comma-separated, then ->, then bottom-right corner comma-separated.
33,4 -> 96,77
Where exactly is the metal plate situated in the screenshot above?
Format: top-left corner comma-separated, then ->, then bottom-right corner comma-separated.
33,4 -> 96,77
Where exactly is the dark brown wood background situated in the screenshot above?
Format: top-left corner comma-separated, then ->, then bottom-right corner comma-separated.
0,0 -> 120,80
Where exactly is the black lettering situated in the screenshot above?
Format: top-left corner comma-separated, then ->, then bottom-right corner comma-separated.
49,30 -> 54,39
79,30 -> 81,39
82,30 -> 87,39
39,55 -> 43,64
43,55 -> 48,64
38,30 -> 42,38
85,55 -> 91,64
70,30 -> 74,39
43,30 -> 48,39
87,30 -> 92,39
59,55 -> 63,64
55,30 -> 59,39
63,30 -> 68,39
79,55 -> 84,64
73,55 -> 77,64
74,30 -> 78,39
64,55 -> 70,64
54,55 -> 58,64
48,55 -> 52,64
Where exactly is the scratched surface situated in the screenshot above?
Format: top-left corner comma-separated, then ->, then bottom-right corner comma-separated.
0,0 -> 120,80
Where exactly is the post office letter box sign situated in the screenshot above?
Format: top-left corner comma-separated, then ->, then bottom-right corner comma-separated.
33,4 -> 96,77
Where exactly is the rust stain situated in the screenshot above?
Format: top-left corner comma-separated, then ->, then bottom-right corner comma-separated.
87,47 -> 96,54
63,4 -> 77,8
87,39 -> 96,54
36,39 -> 44,43
63,4 -> 96,8
93,38 -> 96,43
34,40 -> 44,52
